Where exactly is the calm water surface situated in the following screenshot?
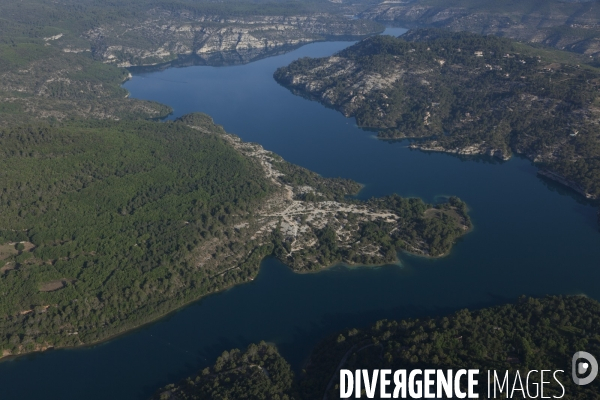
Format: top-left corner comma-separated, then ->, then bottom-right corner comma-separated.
1,28 -> 599,399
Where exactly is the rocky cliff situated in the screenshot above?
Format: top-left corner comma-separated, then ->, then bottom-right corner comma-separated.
80,11 -> 383,67
360,0 -> 600,57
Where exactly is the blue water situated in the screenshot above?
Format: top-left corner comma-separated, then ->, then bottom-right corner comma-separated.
1,27 -> 599,400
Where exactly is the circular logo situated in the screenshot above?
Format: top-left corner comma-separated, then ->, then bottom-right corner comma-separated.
572,351 -> 598,386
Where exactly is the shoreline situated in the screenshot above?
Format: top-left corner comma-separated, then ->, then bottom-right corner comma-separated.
537,169 -> 598,200
0,220 -> 472,363
408,143 -> 599,204
0,116 -> 473,364
0,273 -> 261,363
1,137 -> 473,363
408,142 -> 511,161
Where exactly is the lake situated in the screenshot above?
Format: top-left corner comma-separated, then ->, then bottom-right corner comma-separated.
1,27 -> 599,400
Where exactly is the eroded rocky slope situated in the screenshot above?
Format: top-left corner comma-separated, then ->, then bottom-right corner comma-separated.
275,29 -> 600,200
360,0 -> 600,57
79,11 -> 382,67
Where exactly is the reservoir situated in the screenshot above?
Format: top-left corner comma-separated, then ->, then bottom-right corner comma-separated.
1,28 -> 599,400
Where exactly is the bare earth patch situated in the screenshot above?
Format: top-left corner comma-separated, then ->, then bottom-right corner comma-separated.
40,278 -> 74,292
1,241 -> 37,274
20,241 -> 36,252
0,241 -> 36,260
0,244 -> 18,260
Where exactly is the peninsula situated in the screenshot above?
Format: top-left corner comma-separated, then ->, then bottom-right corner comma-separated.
0,2 -> 471,360
0,113 -> 470,359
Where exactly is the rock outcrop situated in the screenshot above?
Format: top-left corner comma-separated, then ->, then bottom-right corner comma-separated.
360,0 -> 600,57
275,30 -> 600,201
81,12 -> 382,67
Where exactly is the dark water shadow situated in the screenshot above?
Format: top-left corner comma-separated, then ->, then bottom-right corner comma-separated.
278,292 -> 516,373
127,33 -> 378,74
128,45 -> 308,74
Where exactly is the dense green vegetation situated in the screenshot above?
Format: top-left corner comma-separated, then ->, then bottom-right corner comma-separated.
275,29 -> 600,201
368,195 -> 470,258
273,194 -> 471,271
0,116 -> 275,355
0,113 -> 470,357
153,342 -> 295,400
302,295 -> 600,399
272,159 -> 362,203
0,42 -> 171,124
156,296 -> 600,399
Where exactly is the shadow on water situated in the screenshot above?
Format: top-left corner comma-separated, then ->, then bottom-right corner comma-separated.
128,45 -> 308,73
277,294 -> 514,374
128,33 -> 382,74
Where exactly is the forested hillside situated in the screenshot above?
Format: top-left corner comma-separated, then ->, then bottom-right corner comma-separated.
0,116 -> 274,356
154,295 -> 600,399
275,29 -> 600,202
304,295 -> 600,399
153,342 -> 295,400
0,42 -> 171,123
0,114 -> 470,358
